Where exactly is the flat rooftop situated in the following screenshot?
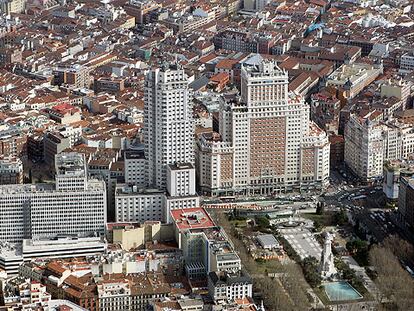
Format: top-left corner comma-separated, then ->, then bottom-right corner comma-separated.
170,208 -> 215,231
257,234 -> 279,247
169,163 -> 194,171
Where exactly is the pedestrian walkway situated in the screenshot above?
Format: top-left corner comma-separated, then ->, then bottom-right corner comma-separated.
280,227 -> 322,260
341,255 -> 381,301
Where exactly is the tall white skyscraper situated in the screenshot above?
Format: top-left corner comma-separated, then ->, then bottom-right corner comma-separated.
144,63 -> 195,190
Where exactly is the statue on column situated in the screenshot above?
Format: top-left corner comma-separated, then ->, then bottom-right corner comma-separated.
319,232 -> 337,279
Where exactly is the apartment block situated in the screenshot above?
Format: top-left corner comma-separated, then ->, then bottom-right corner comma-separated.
344,113 -> 385,181
398,176 -> 414,229
0,157 -> 23,184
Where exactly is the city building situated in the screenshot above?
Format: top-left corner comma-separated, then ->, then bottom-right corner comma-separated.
43,126 -> 82,166
208,271 -> 253,302
326,62 -> 383,99
1,279 -> 51,310
0,157 -> 23,184
144,63 -> 195,190
383,160 -> 414,201
344,112 -> 385,181
115,185 -> 164,223
0,153 -> 106,243
124,149 -> 147,187
164,163 -> 200,223
398,176 -> 414,229
171,208 -> 241,279
0,127 -> 27,159
0,236 -> 106,276
197,55 -> 330,196
97,278 -> 131,311
0,48 -> 22,66
399,52 -> 414,74
110,221 -> 174,250
125,0 -> 160,24
47,103 -> 82,125
0,0 -> 25,14
256,234 -> 280,250
345,112 -> 414,181
196,132 -> 234,196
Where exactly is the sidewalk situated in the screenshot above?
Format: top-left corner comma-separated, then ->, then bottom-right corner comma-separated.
341,255 -> 381,301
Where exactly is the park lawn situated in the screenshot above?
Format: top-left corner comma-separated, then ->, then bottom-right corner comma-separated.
302,212 -> 335,227
254,258 -> 283,274
230,219 -> 248,228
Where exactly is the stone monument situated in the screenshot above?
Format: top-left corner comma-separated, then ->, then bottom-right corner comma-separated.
319,232 -> 337,279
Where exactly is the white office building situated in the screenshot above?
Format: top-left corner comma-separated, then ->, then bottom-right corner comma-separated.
400,52 -> 414,74
124,149 -> 146,187
144,63 -> 195,190
164,163 -> 200,222
0,237 -> 106,276
0,153 -> 106,243
115,185 -> 164,223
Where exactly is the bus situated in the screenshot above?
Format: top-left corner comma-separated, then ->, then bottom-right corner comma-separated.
220,196 -> 236,203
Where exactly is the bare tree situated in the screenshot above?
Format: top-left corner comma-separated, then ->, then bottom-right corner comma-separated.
370,244 -> 414,311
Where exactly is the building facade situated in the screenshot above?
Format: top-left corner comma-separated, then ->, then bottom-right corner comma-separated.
0,153 -> 106,243
196,56 -> 330,196
398,176 -> 414,229
144,63 -> 195,190
0,157 -> 23,184
344,113 -> 384,181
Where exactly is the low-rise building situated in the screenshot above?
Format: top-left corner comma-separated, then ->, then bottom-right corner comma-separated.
326,62 -> 383,100
2,279 -> 51,310
48,103 -> 82,125
0,157 -> 23,184
111,221 -> 174,250
208,271 -> 253,302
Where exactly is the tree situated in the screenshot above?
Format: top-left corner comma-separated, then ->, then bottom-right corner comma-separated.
313,219 -> 322,232
346,239 -> 369,266
301,256 -> 322,288
370,244 -> 414,310
255,216 -> 270,230
316,202 -> 325,215
333,209 -> 348,226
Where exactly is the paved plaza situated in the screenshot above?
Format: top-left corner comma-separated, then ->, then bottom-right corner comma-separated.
280,227 -> 322,261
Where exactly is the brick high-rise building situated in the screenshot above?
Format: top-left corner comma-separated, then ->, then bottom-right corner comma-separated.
196,55 -> 330,196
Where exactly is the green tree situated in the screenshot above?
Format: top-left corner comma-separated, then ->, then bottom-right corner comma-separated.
346,239 -> 369,266
333,209 -> 348,226
316,202 -> 325,215
301,256 -> 322,287
313,219 -> 322,232
255,216 -> 270,230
